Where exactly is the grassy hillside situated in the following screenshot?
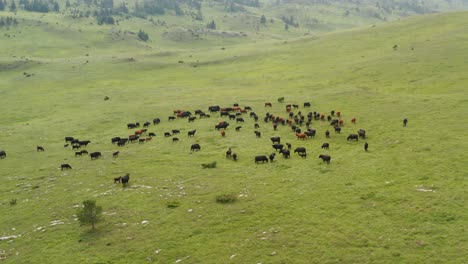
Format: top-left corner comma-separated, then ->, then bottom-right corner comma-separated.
0,11 -> 467,264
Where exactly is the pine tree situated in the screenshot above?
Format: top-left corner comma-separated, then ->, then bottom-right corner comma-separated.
10,0 -> 16,11
260,15 -> 266,24
207,20 -> 216,30
76,200 -> 102,230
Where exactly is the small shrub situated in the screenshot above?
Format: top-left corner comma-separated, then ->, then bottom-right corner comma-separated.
32,185 -> 40,189
10,199 -> 17,206
201,161 -> 217,169
216,193 -> 237,204
277,97 -> 284,103
166,201 -> 180,208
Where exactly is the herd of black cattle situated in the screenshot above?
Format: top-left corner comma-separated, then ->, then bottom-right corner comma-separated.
0,101 -> 388,184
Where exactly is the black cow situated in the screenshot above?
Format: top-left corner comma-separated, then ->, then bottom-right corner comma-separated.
143,121 -> 151,128
65,136 -> 74,142
318,154 -> 331,164
188,116 -> 196,122
305,130 -> 316,138
60,163 -> 72,170
168,116 -> 176,121
64,144 -> 69,148
321,143 -> 329,149
90,152 -> 102,159
111,137 -> 121,144
334,126 -> 341,133
127,123 -> 137,129
270,137 -> 281,144
75,151 -> 82,156
236,117 -> 245,123
254,123 -> 260,129
191,144 -> 201,151
172,137 -> 179,142
215,123 -> 229,130
255,155 -> 268,163
121,173 -> 130,185
80,150 -> 88,155
226,148 -> 232,158
0,150 -> 6,159
113,176 -> 121,184
364,142 -> 369,152
118,139 -> 128,147
232,153 -> 238,161
153,118 -> 161,125
72,145 -> 81,150
139,138 -> 145,144
281,149 -> 290,159
330,119 -> 339,126
235,126 -> 242,131
272,143 -> 284,152
403,118 -> 408,127
188,130 -> 197,137
347,134 -> 359,141
304,102 -> 311,108
164,132 -> 172,137
325,130 -> 330,138
229,114 -> 236,120
269,153 -> 276,162
113,151 -> 119,158
148,132 -> 156,137
71,139 -> 80,145
254,131 -> 261,138
286,143 -> 292,150
37,146 -> 45,152
79,140 -> 91,146
358,129 -> 366,139
294,147 -> 306,155
172,129 -> 180,134
208,105 -> 220,113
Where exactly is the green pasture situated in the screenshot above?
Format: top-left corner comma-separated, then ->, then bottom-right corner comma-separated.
0,11 -> 467,264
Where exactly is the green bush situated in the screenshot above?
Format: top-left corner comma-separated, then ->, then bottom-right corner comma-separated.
201,161 -> 217,169
9,199 -> 17,206
216,193 -> 237,204
277,97 -> 284,103
166,201 -> 180,208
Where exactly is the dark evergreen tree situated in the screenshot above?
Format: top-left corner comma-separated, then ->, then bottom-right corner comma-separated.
260,14 -> 266,24
0,0 -> 5,10
207,19 -> 216,30
10,0 -> 16,11
138,29 -> 149,41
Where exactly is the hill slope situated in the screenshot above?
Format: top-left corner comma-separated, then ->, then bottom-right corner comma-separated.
0,11 -> 467,264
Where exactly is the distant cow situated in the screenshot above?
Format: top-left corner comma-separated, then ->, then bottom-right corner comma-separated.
143,121 -> 151,128
269,153 -> 276,162
111,137 -> 121,144
325,130 -> 330,138
168,116 -> 176,121
296,133 -> 307,140
364,142 -> 369,152
226,148 -> 232,158
172,129 -> 180,134
138,138 -> 145,144
75,151 -> 83,156
304,102 -> 311,108
148,132 -> 156,137
90,152 -> 102,159
112,151 -> 119,158
270,137 -> 281,144
255,155 -> 269,163
65,136 -> 74,142
254,131 -> 261,138
286,143 -> 292,150
232,153 -> 238,161
164,132 -> 172,137
215,122 -> 229,130
272,143 -> 284,152
153,118 -> 161,125
334,126 -> 341,133
235,126 -> 242,131
60,163 -> 72,170
0,150 -> 6,159
188,116 -> 197,122
236,117 -> 245,123
72,145 -> 81,150
80,150 -> 88,155
79,140 -> 91,146
358,129 -> 366,139
305,130 -> 316,138
37,146 -> 45,152
191,144 -> 201,151
264,102 -> 272,107
281,149 -> 290,159
172,137 -> 179,142
294,147 -> 306,155
113,176 -> 121,184
254,123 -> 260,129
318,154 -> 331,164
347,134 -> 359,141
321,143 -> 329,149
121,173 -> 130,185
403,118 -> 408,127
188,130 -> 197,137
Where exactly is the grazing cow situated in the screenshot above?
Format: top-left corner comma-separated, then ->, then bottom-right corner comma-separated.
229,114 -> 236,120
60,164 -> 72,170
296,133 -> 307,140
79,140 -> 91,146
298,152 -> 307,158
129,135 -> 139,143
90,152 -> 102,159
336,112 -> 341,117
339,119 -> 344,126
255,155 -> 269,163
272,143 -> 284,152
65,136 -> 74,142
254,123 -> 260,129
188,130 -> 197,137
232,153 -> 238,161
113,176 -> 121,184
215,122 -> 229,130
153,118 -> 161,125
318,154 -> 331,164
118,139 -> 127,147
145,137 -> 152,142
334,126 -> 341,133
286,143 -> 292,150
75,151 -> 82,156
403,118 -> 408,127
331,110 -> 335,116
208,105 -> 221,113
143,121 -> 151,128
364,142 -> 369,152
294,147 -> 306,155
321,143 -> 330,149
265,102 -> 272,107
164,132 -> 171,137
168,116 -> 176,121
37,146 -> 45,152
330,119 -> 339,126
304,130 -> 315,138
358,129 -> 366,139
254,131 -> 261,138
226,148 -> 232,158
188,116 -> 196,122
351,118 -> 356,124
281,149 -> 290,159
127,123 -> 137,129
269,153 -> 276,162
172,137 -> 179,142
113,151 -> 119,158
236,117 -> 245,123
71,139 -> 80,145
270,137 -> 281,144
148,132 -> 156,137
80,150 -> 89,155
138,138 -> 145,144
325,130 -> 330,138
72,145 -> 81,150
111,137 -> 121,144
121,173 -> 130,185
235,126 -> 242,131
220,131 -> 226,137
304,102 -> 311,108
191,144 -> 201,151
347,134 -> 359,141
64,144 -> 69,148
172,129 -> 180,134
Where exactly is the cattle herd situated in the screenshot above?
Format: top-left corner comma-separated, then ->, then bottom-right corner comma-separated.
0,100 -> 384,184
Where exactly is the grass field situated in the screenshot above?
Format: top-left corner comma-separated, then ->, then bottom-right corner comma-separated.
0,10 -> 467,264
